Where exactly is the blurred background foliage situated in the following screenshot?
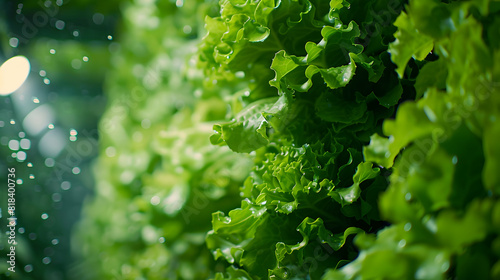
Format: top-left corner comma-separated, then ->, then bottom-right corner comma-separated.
1,0 -> 255,279
74,0 -> 258,278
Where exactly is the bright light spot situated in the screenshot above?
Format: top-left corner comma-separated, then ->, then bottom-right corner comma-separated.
150,196 -> 161,206
163,187 -> 186,215
33,97 -> 40,103
9,38 -> 19,48
176,0 -> 183,7
20,138 -> 31,149
16,179 -> 23,185
183,25 -> 192,34
45,158 -> 55,167
41,213 -> 49,220
404,223 -> 412,231
61,181 -> 71,190
72,167 -> 81,175
9,140 -> 20,151
120,171 -> 134,184
17,151 -> 27,161
73,30 -> 79,37
405,192 -> 412,201
19,132 -> 26,138
29,174 -> 35,179
55,20 -> 65,30
43,78 -> 51,85
398,239 -> 406,248
49,49 -> 56,54
158,237 -> 166,243
141,226 -> 158,244
11,153 -> 16,158
70,129 -> 78,135
10,119 -> 15,124
105,146 -> 116,157
42,257 -> 51,265
39,70 -> 46,77
51,238 -> 59,245
27,162 -> 33,167
48,123 -> 54,129
0,56 -> 31,96
83,56 -> 89,62
69,135 -> 77,141
24,265 -> 33,273
107,35 -> 113,40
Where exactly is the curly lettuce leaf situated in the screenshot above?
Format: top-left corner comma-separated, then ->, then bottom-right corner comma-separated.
389,11 -> 434,78
211,93 -> 301,153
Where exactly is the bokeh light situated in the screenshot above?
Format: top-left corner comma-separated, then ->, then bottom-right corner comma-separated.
0,56 -> 30,95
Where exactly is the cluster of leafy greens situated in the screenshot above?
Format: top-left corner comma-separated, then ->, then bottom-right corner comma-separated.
199,0 -> 407,278
77,0 -> 500,279
326,0 -> 500,279
75,0 -> 256,279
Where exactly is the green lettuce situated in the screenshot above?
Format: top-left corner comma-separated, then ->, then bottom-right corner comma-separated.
331,1 -> 500,279
78,0 -> 500,278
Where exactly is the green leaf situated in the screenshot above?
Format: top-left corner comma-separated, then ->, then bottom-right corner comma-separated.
207,200 -> 268,264
212,94 -> 295,153
269,50 -> 308,92
306,54 -> 356,90
414,59 -> 448,99
380,100 -> 438,168
363,133 -> 391,166
271,218 -> 363,279
389,11 -> 434,78
330,162 -> 379,206
435,200 -> 489,252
